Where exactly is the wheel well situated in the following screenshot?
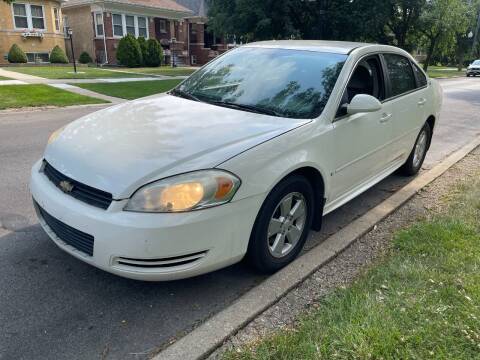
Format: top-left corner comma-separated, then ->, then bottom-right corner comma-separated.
284,167 -> 325,231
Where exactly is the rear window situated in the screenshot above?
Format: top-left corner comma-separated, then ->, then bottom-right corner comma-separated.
384,54 -> 416,97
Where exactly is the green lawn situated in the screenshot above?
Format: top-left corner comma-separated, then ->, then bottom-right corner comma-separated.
0,75 -> 11,80
427,66 -> 466,78
73,79 -> 182,100
227,173 -> 480,359
0,84 -> 108,110
118,66 -> 197,77
3,66 -> 144,79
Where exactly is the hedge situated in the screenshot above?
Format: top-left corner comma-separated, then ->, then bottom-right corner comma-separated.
49,45 -> 69,64
8,44 -> 27,63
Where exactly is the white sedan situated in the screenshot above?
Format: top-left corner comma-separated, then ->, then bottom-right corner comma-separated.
30,41 -> 443,281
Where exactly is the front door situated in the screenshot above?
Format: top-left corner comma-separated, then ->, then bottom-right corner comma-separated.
329,55 -> 395,204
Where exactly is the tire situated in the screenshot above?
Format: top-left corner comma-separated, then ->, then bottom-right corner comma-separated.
399,122 -> 432,176
247,175 -> 315,273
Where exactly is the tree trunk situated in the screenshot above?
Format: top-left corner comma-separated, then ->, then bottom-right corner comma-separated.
423,38 -> 436,72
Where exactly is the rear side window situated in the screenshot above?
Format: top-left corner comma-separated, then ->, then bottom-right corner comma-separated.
412,63 -> 428,87
383,54 -> 416,97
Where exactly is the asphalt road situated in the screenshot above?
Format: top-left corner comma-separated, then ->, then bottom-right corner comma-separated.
1,78 -> 480,360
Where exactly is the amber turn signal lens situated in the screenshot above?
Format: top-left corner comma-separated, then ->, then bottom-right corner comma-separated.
215,177 -> 234,199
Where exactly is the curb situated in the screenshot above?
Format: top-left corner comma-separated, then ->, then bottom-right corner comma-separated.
154,135 -> 480,360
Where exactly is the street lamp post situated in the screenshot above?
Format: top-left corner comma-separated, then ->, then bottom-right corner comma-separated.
67,28 -> 77,74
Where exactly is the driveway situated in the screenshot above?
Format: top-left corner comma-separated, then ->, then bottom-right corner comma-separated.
1,77 -> 479,360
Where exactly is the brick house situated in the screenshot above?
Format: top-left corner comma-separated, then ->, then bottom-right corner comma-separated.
175,0 -> 229,65
0,0 -> 67,64
61,0 -> 229,66
61,0 -> 194,65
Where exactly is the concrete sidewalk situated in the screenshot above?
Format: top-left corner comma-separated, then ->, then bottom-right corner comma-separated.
49,83 -> 125,104
0,68 -> 44,81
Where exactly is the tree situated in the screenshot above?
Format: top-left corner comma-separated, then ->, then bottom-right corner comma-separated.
137,36 -> 148,66
420,0 -> 469,71
116,34 -> 143,67
7,44 -> 27,63
49,45 -> 69,63
385,0 -> 424,51
144,39 -> 163,67
79,51 -> 93,64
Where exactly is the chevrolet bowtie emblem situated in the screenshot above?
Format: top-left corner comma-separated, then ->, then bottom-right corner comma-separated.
59,180 -> 74,193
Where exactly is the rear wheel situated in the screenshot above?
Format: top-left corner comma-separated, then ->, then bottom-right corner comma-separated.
247,175 -> 314,273
399,122 -> 431,176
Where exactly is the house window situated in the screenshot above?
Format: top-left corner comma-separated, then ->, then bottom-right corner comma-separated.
125,15 -> 135,35
53,8 -> 60,31
63,16 -> 69,37
26,52 -> 49,63
159,19 -> 166,33
138,17 -> 147,38
112,13 -> 123,37
112,14 -> 148,39
12,3 -> 45,30
30,5 -> 45,29
13,4 -> 28,28
94,12 -> 104,36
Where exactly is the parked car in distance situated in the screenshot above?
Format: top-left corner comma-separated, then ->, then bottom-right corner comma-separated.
466,60 -> 480,77
31,41 -> 443,281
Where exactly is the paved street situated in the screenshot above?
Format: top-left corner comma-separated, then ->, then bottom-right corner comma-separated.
1,77 -> 479,360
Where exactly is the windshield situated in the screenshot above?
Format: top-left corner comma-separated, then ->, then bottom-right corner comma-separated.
175,47 -> 347,119
473,60 -> 480,65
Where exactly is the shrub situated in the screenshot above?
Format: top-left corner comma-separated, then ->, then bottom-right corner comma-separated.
49,45 -> 69,63
137,36 -> 147,65
144,39 -> 163,67
116,34 -> 143,67
7,44 -> 27,63
79,51 -> 93,64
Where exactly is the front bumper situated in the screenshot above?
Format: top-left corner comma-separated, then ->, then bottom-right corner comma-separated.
30,160 -> 263,281
467,69 -> 480,75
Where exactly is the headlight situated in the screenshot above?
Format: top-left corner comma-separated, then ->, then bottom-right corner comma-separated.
124,170 -> 241,213
48,125 -> 66,145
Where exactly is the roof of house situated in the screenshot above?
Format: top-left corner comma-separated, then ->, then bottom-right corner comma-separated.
174,0 -> 207,17
63,0 -> 193,14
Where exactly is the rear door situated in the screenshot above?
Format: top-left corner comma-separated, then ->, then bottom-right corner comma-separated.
382,53 -> 427,162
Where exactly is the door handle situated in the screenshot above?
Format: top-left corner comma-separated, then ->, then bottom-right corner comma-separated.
418,98 -> 427,106
380,113 -> 392,123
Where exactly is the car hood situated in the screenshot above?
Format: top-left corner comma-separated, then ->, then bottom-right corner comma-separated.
45,94 -> 310,199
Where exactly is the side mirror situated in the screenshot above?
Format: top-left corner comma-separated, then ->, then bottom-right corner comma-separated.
347,94 -> 382,115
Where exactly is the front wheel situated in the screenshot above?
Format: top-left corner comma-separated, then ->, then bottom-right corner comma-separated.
247,175 -> 314,273
399,122 -> 432,176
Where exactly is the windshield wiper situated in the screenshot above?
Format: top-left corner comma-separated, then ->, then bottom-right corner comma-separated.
169,88 -> 201,102
209,101 -> 281,117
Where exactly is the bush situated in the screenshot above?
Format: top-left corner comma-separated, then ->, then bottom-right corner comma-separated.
49,45 -> 68,63
116,34 -> 143,67
79,51 -> 93,64
144,39 -> 163,67
7,44 -> 27,63
137,36 -> 147,65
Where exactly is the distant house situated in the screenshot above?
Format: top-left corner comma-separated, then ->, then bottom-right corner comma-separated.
0,0 -> 67,64
60,0 -> 228,66
61,0 -> 193,65
175,0 -> 229,65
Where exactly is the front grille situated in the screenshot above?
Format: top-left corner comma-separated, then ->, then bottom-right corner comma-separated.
114,251 -> 208,269
36,201 -> 94,256
43,161 -> 113,210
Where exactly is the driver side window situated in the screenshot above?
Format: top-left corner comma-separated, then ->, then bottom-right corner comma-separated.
336,55 -> 385,118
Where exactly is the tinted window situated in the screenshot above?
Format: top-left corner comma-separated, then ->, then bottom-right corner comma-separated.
412,63 -> 427,87
384,54 -> 416,97
177,47 -> 347,119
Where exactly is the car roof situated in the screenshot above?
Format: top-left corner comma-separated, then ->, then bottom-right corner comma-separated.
244,40 -> 377,55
